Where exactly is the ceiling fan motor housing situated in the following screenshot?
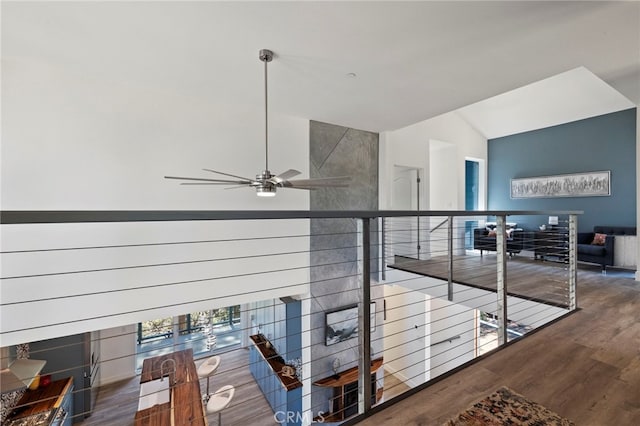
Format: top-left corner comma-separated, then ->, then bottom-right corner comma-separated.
257,170 -> 273,180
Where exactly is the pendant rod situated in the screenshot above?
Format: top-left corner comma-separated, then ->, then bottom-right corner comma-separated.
259,50 -> 274,173
264,55 -> 269,172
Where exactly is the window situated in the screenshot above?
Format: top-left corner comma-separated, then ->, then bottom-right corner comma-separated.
137,317 -> 173,344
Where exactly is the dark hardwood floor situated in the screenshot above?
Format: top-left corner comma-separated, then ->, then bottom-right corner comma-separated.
356,262 -> 640,426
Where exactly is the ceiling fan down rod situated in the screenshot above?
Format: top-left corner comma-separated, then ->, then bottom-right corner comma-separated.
260,49 -> 273,174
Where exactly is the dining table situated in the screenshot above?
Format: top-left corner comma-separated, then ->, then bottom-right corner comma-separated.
134,348 -> 207,426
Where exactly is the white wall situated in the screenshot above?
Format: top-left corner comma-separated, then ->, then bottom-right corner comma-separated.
0,36 -> 312,383
1,219 -> 312,346
428,297 -> 475,379
379,113 -> 488,388
429,140 -> 458,210
381,268 -> 567,389
383,284 -> 430,388
380,111 -> 487,211
99,325 -> 136,385
1,48 -> 310,210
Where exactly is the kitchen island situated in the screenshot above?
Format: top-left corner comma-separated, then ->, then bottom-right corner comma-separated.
134,348 -> 206,426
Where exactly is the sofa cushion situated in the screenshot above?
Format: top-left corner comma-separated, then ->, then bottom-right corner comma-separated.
578,244 -> 606,256
591,233 -> 607,245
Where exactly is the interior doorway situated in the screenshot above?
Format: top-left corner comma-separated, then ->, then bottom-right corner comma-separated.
465,159 -> 480,249
392,166 -> 421,260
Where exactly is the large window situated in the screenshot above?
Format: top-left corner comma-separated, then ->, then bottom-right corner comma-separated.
135,305 -> 242,370
137,316 -> 173,344
210,306 -> 241,326
136,307 -> 241,347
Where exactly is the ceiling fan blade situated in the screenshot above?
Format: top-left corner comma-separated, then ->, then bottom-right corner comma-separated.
202,168 -> 254,181
180,182 -> 246,185
283,176 -> 352,188
280,186 -> 318,190
165,175 -> 251,184
224,185 -> 250,190
270,169 -> 301,184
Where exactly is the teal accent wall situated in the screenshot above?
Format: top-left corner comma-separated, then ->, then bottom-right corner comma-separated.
488,108 -> 636,232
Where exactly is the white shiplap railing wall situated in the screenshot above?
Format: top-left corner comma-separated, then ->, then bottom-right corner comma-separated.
1,210 -> 580,426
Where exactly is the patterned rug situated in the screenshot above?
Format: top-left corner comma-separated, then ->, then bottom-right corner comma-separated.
443,386 -> 575,426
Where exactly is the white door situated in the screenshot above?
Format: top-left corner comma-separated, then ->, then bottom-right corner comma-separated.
391,167 -> 420,260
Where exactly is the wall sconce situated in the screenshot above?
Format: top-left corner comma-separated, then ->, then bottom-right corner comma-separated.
332,357 -> 341,378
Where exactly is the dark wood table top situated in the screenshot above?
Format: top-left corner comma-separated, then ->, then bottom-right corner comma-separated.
135,349 -> 206,426
7,377 -> 73,421
313,357 -> 383,388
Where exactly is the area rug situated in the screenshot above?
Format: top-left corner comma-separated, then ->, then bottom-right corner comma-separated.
443,386 -> 575,426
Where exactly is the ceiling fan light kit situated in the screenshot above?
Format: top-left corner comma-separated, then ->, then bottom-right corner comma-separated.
165,49 -> 351,197
256,185 -> 277,197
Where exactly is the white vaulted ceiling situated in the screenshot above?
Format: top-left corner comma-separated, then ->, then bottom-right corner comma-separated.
2,1 -> 639,135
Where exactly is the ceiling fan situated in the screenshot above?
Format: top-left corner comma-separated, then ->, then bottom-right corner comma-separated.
165,49 -> 351,197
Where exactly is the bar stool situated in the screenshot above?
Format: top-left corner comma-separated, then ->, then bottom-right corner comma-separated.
206,384 -> 235,426
197,355 -> 221,399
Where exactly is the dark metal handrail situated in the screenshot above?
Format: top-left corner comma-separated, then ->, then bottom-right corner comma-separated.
430,217 -> 449,233
0,210 -> 583,224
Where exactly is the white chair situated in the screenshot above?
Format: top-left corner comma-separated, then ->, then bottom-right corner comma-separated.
206,384 -> 235,426
197,355 -> 221,398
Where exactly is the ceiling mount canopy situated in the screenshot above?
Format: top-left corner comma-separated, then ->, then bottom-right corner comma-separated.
165,48 -> 351,197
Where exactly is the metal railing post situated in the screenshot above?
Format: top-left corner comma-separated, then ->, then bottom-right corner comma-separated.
358,217 -> 372,415
496,215 -> 508,345
568,214 -> 578,310
447,216 -> 454,301
381,218 -> 386,281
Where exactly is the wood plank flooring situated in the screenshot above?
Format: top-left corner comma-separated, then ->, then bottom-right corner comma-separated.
392,252 -> 576,307
355,263 -> 640,426
78,256 -> 637,425
78,347 -> 278,426
79,348 -> 409,426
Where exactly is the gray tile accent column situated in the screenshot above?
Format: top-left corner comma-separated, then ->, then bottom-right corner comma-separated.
309,120 -> 381,416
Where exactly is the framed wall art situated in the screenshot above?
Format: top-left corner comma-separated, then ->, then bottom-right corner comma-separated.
511,170 -> 610,199
325,302 -> 376,346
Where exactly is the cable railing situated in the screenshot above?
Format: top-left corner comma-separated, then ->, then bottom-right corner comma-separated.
0,210 -> 580,425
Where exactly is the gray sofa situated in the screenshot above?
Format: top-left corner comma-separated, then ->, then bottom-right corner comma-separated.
577,226 -> 636,271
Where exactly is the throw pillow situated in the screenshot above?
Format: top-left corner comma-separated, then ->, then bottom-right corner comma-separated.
591,233 -> 607,245
488,230 -> 497,237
